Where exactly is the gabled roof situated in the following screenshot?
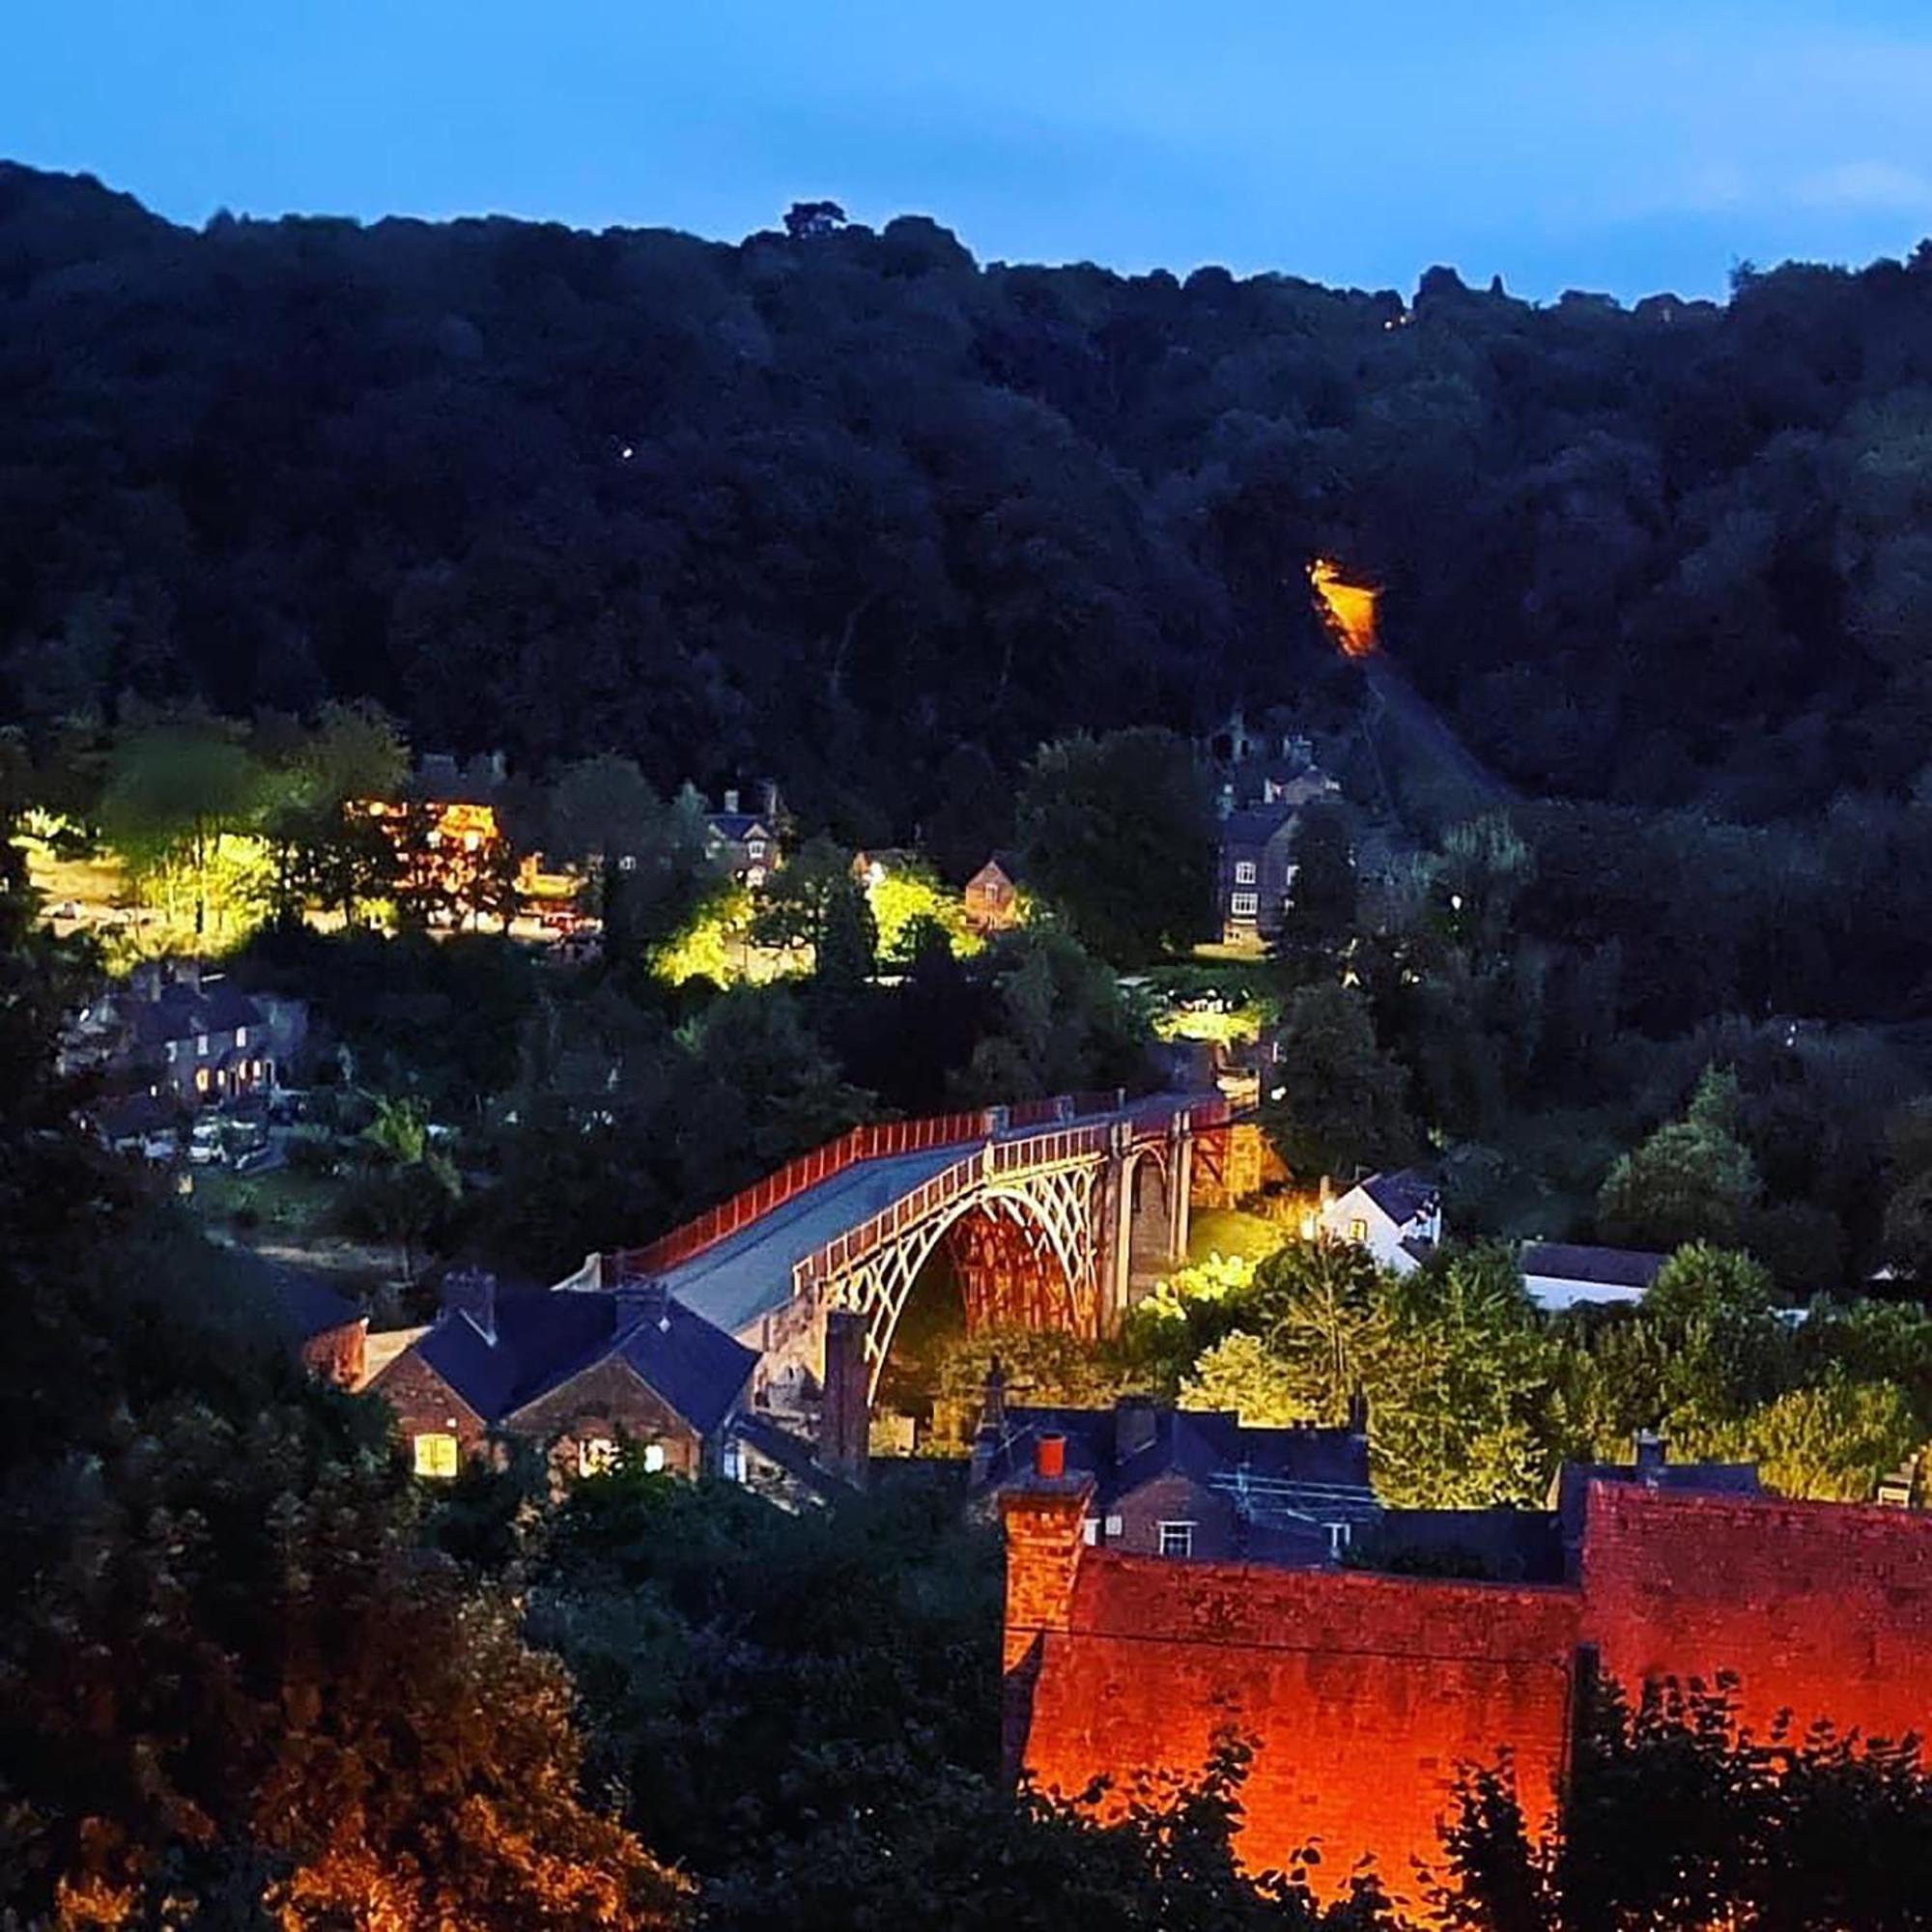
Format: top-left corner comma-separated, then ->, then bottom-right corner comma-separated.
1521,1242 -> 1666,1290
131,980 -> 264,1046
412,1284 -> 756,1437
705,812 -> 772,842
971,850 -> 1027,888
1360,1169 -> 1438,1226
1219,804 -> 1297,848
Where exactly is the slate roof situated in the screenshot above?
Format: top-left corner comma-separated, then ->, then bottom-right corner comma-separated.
131,980 -> 264,1047
705,812 -> 771,842
1361,1169 -> 1438,1226
257,1260 -> 364,1345
95,1090 -> 178,1140
414,1284 -> 757,1436
1521,1242 -> 1666,1291
1553,1455 -> 1761,1560
1219,804 -> 1297,849
976,1402 -> 1372,1512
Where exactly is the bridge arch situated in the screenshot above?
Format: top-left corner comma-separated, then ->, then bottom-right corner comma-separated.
828,1169 -> 1102,1398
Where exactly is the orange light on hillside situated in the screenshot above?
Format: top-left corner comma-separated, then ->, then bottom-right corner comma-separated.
1310,558 -> 1378,659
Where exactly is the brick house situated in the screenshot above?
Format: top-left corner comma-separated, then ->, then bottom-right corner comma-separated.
85,958 -> 308,1107
1216,805 -> 1299,943
368,1271 -> 756,1482
971,1386 -> 1379,1565
254,1256 -> 368,1388
962,853 -> 1024,933
703,782 -> 784,888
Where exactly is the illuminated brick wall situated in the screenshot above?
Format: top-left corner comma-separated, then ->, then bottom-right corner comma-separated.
1004,1478 -> 1932,1904
1581,1483 -> 1932,1745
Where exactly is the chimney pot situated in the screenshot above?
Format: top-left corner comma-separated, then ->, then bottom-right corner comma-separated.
1036,1433 -> 1066,1480
723,787 -> 740,814
1633,1429 -> 1665,1480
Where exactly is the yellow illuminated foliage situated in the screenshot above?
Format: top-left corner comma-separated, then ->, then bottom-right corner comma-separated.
1310,557 -> 1378,658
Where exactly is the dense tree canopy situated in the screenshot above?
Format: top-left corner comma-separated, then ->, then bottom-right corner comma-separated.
15,164 -> 1932,854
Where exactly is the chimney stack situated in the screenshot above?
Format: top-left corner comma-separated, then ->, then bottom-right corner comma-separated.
723,786 -> 741,814
821,1311 -> 870,1488
1347,1388 -> 1370,1438
442,1267 -> 497,1346
1633,1429 -> 1665,1481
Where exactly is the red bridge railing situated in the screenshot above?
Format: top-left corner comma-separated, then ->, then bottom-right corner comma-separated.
614,1089 -> 1228,1281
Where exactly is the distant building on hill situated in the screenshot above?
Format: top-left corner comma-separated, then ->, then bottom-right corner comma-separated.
1206,718 -> 1339,943
703,782 -> 783,888
66,957 -> 307,1110
1520,1241 -> 1667,1312
962,852 -> 1025,933
1318,1169 -> 1441,1274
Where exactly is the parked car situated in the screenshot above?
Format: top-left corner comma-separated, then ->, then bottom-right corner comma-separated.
187,1120 -> 225,1166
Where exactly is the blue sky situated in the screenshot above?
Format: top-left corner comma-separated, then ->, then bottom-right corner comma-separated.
9,1 -> 1932,299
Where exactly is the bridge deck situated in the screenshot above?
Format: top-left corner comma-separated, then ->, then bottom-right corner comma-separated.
655,1093 -> 1207,1338
658,1143 -> 965,1336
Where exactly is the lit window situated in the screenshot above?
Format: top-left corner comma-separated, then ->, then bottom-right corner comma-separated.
1104,1514 -> 1123,1537
1235,861 -> 1257,885
195,1069 -> 212,1094
235,1026 -> 246,1048
722,1445 -> 744,1482
1325,1522 -> 1353,1557
196,1034 -> 209,1056
166,1039 -> 179,1062
1230,892 -> 1260,919
1083,1518 -> 1100,1546
747,867 -> 766,888
643,1442 -> 667,1474
578,1436 -> 619,1478
748,839 -> 767,860
1349,1217 -> 1369,1243
413,1433 -> 459,1479
1157,1521 -> 1195,1559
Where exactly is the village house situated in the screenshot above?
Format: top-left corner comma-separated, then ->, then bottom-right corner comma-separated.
962,852 -> 1024,933
703,782 -> 784,888
1210,737 -> 1340,944
1317,1168 -> 1442,1274
368,1270 -> 757,1483
1520,1240 -> 1667,1312
971,1379 -> 1379,1565
66,958 -> 308,1109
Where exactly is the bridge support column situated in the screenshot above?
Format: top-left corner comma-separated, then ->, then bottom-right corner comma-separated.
1168,1117 -> 1193,1265
1097,1122 -> 1132,1336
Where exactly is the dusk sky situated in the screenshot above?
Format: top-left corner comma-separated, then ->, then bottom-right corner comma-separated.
10,0 -> 1932,300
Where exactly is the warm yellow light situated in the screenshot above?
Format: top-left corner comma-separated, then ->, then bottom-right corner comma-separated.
1310,558 -> 1378,659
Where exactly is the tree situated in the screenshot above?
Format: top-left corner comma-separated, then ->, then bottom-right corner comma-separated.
1735,1376 -> 1919,1501
1438,1674 -> 1932,1932
349,1092 -> 462,1287
750,834 -> 853,960
1598,1068 -> 1761,1248
1180,1330 -> 1318,1426
783,199 -> 847,240
1275,802 -> 1356,976
1016,730 -> 1215,965
99,719 -> 269,937
1263,983 -> 1410,1177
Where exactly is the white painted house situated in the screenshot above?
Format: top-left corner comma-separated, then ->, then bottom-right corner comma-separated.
1319,1170 -> 1441,1275
1520,1242 -> 1665,1313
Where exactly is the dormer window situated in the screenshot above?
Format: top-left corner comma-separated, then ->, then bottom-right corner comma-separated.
235,1026 -> 246,1048
1235,861 -> 1257,885
748,838 -> 767,861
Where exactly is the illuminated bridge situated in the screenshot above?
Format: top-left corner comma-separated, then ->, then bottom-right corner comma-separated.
557,1091 -> 1234,1399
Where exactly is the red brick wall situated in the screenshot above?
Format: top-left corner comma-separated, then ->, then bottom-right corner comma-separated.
300,1318 -> 366,1390
1581,1481 -> 1932,1745
365,1348 -> 488,1459
1014,1545 -> 1579,1905
1004,1481 -> 1932,1904
507,1356 -> 705,1481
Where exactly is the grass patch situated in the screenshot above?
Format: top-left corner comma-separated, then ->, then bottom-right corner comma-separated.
1187,1207 -> 1288,1265
188,1166 -> 344,1243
